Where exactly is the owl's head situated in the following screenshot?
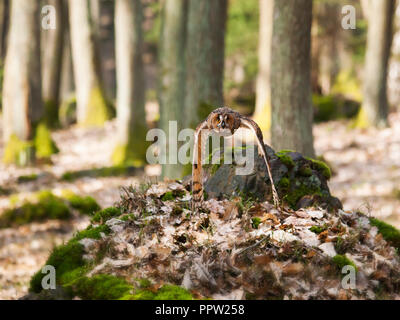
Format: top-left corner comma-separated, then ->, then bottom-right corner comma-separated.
209,108 -> 235,132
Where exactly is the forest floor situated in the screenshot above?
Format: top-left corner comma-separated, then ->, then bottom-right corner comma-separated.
0,110 -> 399,299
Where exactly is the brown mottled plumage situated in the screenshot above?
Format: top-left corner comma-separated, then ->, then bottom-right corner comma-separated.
192,107 -> 280,210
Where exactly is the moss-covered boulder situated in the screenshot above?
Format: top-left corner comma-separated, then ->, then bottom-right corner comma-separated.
0,190 -> 101,228
24,183 -> 400,300
203,145 -> 342,211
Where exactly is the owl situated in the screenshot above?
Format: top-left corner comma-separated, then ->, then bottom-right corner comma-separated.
192,107 -> 279,210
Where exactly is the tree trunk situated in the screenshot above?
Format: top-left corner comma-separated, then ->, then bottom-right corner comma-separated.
112,0 -> 147,167
254,0 -> 273,132
0,0 -> 9,61
90,0 -> 116,100
359,0 -> 395,128
159,0 -> 188,179
184,0 -> 227,129
60,0 -> 74,101
69,0 -> 111,127
317,2 -> 340,95
42,0 -> 65,127
2,0 -> 43,164
270,0 -> 315,158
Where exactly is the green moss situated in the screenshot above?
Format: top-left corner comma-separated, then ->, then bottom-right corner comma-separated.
332,254 -> 357,273
69,274 -> 133,300
34,122 -> 59,159
251,217 -> 261,229
30,222 -> 114,294
299,166 -> 313,177
313,94 -> 338,122
82,87 -> 114,127
0,191 -> 71,228
62,190 -> 100,215
3,134 -> 35,166
120,213 -> 136,221
309,224 -> 328,234
154,284 -> 193,300
73,225 -> 110,242
0,190 -> 101,228
275,150 -> 295,169
161,191 -> 174,201
91,207 -> 122,223
370,218 -> 400,250
29,241 -> 85,293
161,189 -> 185,201
61,166 -> 137,181
306,158 -> 332,180
278,177 -> 290,189
111,141 -> 148,168
17,174 -> 39,183
59,266 -> 89,286
353,106 -> 370,129
283,183 -> 322,209
59,96 -> 77,127
43,99 -> 60,128
123,290 -> 155,300
125,284 -> 193,300
331,70 -> 362,102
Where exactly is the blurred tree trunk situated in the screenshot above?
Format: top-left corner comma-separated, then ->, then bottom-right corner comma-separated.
254,0 -> 273,132
0,0 -> 9,61
271,0 -> 315,157
359,0 -> 395,128
69,0 -> 112,127
60,1 -> 74,101
42,0 -> 65,127
317,2 -> 340,95
97,0 -> 116,100
184,0 -> 227,129
2,0 -> 43,165
112,0 -> 147,167
159,0 -> 188,179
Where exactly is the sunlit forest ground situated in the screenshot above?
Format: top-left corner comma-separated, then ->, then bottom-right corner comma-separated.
0,107 -> 399,299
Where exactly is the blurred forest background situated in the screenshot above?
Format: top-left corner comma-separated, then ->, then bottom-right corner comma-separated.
0,0 -> 400,299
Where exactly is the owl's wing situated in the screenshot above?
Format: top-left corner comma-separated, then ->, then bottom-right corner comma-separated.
192,120 -> 210,209
240,117 -> 280,208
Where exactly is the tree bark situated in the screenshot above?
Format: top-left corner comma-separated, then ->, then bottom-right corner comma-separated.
184,0 -> 227,129
2,0 -> 43,164
360,0 -> 395,128
270,0 -> 315,157
159,0 -> 188,179
0,0 -> 9,61
69,0 -> 111,127
112,0 -> 147,167
42,0 -> 65,126
254,0 -> 273,131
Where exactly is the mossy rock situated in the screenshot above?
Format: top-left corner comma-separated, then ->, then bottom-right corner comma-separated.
29,224 -> 111,293
17,174 -> 39,183
203,145 -> 341,211
312,94 -> 360,123
0,191 -> 71,228
0,190 -> 101,228
61,190 -> 100,215
61,165 -> 140,182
